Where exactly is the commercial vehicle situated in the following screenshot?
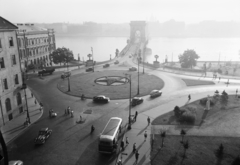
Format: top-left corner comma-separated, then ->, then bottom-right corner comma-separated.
150,90 -> 162,98
131,97 -> 143,106
93,95 -> 110,103
99,117 -> 122,154
38,68 -> 55,76
35,127 -> 52,144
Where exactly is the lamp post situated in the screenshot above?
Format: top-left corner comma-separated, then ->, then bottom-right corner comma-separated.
143,48 -> 145,74
125,73 -> 132,130
66,56 -> 71,92
137,49 -> 141,95
91,47 -> 94,72
22,83 -> 30,124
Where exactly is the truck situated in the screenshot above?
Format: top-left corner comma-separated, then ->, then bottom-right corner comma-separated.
38,68 -> 55,76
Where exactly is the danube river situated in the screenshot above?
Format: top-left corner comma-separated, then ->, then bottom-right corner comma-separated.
56,36 -> 240,63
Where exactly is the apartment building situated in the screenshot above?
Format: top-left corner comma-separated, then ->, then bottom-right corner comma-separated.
16,24 -> 56,71
0,17 -> 24,125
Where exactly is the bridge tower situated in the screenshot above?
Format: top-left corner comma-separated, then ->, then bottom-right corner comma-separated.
130,21 -> 146,44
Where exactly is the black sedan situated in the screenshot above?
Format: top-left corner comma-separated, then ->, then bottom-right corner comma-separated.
35,128 -> 52,144
93,95 -> 110,103
131,97 -> 143,106
86,68 -> 94,72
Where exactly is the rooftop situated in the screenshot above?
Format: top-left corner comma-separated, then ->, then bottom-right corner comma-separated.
0,16 -> 18,30
16,23 -> 48,32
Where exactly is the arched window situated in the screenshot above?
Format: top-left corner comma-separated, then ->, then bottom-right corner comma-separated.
16,92 -> 22,105
5,98 -> 12,112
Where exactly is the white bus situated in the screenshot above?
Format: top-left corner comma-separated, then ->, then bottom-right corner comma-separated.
99,117 -> 123,154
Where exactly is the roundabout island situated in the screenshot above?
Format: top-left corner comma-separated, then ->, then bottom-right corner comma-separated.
57,70 -> 164,99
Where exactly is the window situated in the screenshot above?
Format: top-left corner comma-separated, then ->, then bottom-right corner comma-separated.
19,50 -> 22,59
12,55 -> 16,65
3,78 -> 8,89
0,38 -> 2,49
15,74 -> 19,85
32,40 -> 34,45
18,38 -> 21,47
0,57 -> 5,69
9,37 -> 14,47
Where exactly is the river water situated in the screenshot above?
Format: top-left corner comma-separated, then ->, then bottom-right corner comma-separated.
56,36 -> 240,63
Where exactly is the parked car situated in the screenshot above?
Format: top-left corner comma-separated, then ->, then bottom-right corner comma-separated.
103,63 -> 110,68
9,160 -> 23,165
61,71 -> 71,79
35,127 -> 52,144
93,95 -> 110,103
131,97 -> 143,106
129,67 -> 137,71
38,68 -> 55,76
114,60 -> 119,64
86,68 -> 94,72
150,90 -> 162,98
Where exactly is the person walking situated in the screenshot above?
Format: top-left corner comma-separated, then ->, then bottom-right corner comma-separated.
132,143 -> 136,153
188,94 -> 191,100
125,137 -> 129,145
147,116 -> 151,126
144,131 -> 147,142
134,111 -> 138,121
135,150 -> 139,163
67,106 -> 70,115
121,140 -> 124,151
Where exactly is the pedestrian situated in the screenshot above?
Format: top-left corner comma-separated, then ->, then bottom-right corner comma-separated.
188,94 -> 191,100
134,111 -> 138,121
40,106 -> 43,112
126,137 -> 129,145
34,99 -> 37,105
218,77 -> 221,83
135,150 -> 139,163
121,140 -> 124,151
31,93 -> 33,98
144,131 -> 147,142
133,143 -> 136,153
147,116 -> 151,126
67,106 -> 70,115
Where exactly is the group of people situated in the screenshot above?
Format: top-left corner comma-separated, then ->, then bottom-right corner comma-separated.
65,106 -> 74,117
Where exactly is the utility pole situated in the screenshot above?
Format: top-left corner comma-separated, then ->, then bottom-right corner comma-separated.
91,47 -> 94,72
125,74 -> 132,130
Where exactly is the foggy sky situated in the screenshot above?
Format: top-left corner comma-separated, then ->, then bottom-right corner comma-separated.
1,0 -> 240,24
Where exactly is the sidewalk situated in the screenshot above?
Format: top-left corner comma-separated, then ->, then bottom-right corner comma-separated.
1,87 -> 43,145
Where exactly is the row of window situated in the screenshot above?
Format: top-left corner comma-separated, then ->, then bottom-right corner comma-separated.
19,46 -> 49,60
2,74 -> 19,90
0,55 -> 17,69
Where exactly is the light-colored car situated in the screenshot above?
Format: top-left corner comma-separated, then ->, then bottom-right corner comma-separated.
129,67 -> 137,71
9,160 -> 23,165
114,60 -> 119,64
150,90 -> 162,98
61,71 -> 71,79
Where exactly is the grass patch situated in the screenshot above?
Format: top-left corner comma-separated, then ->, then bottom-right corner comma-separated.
152,95 -> 240,126
151,135 -> 240,165
182,79 -> 215,86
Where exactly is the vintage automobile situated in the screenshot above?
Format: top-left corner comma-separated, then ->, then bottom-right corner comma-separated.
61,71 -> 71,79
129,67 -> 137,71
35,127 -> 52,144
150,90 -> 162,98
103,63 -> 110,68
131,97 -> 143,106
93,95 -> 110,103
9,160 -> 23,165
114,60 -> 119,64
38,68 -> 55,76
86,68 -> 94,72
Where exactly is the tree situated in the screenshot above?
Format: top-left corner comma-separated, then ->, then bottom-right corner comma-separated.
183,140 -> 189,158
160,130 -> 166,148
220,90 -> 228,108
87,54 -> 92,60
178,49 -> 199,68
154,55 -> 159,62
180,129 -> 186,143
49,47 -> 74,65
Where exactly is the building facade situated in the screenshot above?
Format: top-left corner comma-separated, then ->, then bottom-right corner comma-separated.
0,17 -> 24,126
16,24 -> 56,71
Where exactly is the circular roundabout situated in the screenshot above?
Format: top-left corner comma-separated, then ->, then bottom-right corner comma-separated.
58,70 -> 164,100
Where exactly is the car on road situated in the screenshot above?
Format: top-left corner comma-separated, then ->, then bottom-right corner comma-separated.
114,60 -> 119,64
129,67 -> 137,71
86,68 -> 94,72
38,68 -> 55,76
103,63 -> 110,68
93,95 -> 110,103
35,127 -> 52,144
9,160 -> 23,165
61,71 -> 71,79
150,90 -> 162,98
131,97 -> 143,106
